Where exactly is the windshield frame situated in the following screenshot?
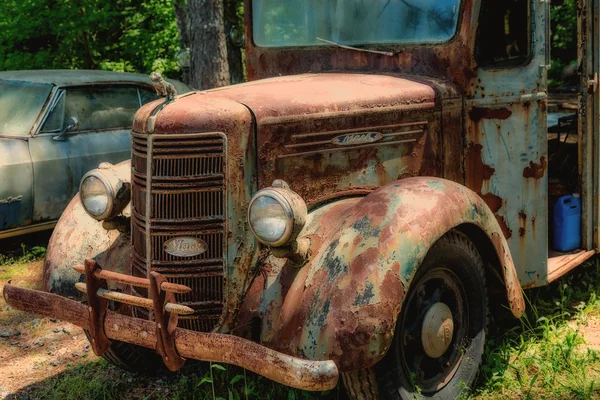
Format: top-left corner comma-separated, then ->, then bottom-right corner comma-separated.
249,0 -> 466,50
0,80 -> 55,138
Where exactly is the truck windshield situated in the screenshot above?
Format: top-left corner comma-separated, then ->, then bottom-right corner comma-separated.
252,0 -> 462,47
0,81 -> 53,136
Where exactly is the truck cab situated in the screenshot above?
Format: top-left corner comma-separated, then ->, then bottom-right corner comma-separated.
5,0 -> 600,399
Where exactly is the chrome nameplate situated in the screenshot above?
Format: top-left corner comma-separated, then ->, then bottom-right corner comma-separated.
163,237 -> 207,257
331,132 -> 383,146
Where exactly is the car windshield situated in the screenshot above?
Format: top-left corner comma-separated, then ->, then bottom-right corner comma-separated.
252,0 -> 462,47
0,80 -> 53,136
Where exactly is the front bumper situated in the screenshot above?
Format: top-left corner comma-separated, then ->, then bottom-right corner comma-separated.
2,260 -> 339,392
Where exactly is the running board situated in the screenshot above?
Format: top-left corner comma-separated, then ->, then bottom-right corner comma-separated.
548,249 -> 596,283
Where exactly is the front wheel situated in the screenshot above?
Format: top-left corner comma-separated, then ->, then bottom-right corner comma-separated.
346,230 -> 489,399
83,330 -> 165,374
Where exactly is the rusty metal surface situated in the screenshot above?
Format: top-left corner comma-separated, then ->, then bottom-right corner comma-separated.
209,73 -> 456,203
131,132 -> 228,332
465,0 -> 550,288
43,161 -> 132,299
3,283 -> 339,392
73,264 -> 192,294
132,97 -> 259,334
245,177 -> 523,372
83,259 -> 112,356
149,271 -> 187,371
74,283 -> 195,315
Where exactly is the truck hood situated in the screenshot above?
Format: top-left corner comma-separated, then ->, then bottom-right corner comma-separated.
133,73 -> 459,204
133,73 -> 458,134
204,73 -> 450,122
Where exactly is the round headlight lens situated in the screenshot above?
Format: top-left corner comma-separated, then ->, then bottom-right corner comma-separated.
249,195 -> 289,244
80,175 -> 111,218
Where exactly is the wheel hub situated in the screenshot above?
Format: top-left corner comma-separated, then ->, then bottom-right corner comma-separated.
421,302 -> 454,358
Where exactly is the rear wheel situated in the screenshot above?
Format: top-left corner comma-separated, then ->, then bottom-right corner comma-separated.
345,230 -> 489,399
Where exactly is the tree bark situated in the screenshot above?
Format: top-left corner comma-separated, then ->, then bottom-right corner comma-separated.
224,0 -> 244,84
188,0 -> 230,90
173,0 -> 191,85
173,0 -> 190,50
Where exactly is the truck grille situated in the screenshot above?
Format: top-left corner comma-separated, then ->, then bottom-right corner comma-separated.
131,132 -> 227,332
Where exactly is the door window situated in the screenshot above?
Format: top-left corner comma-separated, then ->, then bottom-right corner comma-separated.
475,0 -> 531,68
138,87 -> 159,105
40,86 -> 141,133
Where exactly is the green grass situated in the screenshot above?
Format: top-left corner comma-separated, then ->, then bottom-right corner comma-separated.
0,243 -> 46,269
23,359 -> 342,400
13,257 -> 600,399
473,258 -> 600,399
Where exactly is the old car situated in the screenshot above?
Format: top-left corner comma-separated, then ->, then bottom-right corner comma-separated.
0,70 -> 190,239
6,0 -> 600,398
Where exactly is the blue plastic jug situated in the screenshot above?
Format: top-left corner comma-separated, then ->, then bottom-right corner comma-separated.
553,194 -> 581,252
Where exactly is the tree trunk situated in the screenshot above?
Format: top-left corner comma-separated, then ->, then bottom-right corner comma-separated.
173,0 -> 191,85
173,0 -> 190,49
224,0 -> 244,84
188,0 -> 230,90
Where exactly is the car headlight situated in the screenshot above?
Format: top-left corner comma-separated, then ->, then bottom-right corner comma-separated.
79,166 -> 130,221
248,184 -> 307,247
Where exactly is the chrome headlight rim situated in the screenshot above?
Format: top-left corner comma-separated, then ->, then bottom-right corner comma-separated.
79,170 -> 116,221
248,187 -> 306,247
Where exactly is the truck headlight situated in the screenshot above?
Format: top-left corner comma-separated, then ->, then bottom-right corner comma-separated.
248,184 -> 307,247
80,167 -> 130,221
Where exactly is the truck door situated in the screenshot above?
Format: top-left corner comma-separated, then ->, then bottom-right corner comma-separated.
466,0 -> 549,288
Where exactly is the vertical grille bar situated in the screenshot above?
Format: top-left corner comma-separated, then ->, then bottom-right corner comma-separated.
131,132 -> 227,332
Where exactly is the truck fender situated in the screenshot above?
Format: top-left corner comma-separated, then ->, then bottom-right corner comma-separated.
43,160 -> 131,299
260,177 -> 524,372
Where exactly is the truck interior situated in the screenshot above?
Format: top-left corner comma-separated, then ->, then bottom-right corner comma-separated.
544,0 -> 594,277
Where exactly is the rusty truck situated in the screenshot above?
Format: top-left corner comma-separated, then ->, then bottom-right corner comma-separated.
4,0 -> 598,398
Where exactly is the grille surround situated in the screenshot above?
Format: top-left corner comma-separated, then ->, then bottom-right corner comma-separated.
131,132 -> 227,332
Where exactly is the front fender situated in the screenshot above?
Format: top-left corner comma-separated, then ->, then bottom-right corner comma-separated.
259,177 -> 524,372
43,161 -> 131,299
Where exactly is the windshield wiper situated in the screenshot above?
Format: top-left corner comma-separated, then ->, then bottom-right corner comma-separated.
316,37 -> 395,57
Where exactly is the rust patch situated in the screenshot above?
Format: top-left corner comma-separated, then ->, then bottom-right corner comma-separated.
496,216 -> 512,239
468,107 -> 513,122
466,142 -> 512,239
523,157 -> 547,179
518,211 -> 527,238
466,143 -> 495,184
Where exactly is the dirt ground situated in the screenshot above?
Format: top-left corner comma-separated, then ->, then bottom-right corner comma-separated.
0,259 -> 99,399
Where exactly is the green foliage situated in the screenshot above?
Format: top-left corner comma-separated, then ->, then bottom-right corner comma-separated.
0,243 -> 46,266
0,0 -> 182,77
549,0 -> 578,88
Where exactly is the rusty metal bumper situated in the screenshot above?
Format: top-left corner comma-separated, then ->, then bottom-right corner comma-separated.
2,262 -> 339,392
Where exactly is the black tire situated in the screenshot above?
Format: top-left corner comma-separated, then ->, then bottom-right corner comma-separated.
84,330 -> 165,374
373,230 -> 489,399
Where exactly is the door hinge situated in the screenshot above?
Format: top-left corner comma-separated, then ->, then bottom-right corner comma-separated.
520,92 -> 548,102
587,73 -> 598,92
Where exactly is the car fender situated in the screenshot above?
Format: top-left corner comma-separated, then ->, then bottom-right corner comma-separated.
43,160 -> 132,299
259,177 -> 524,372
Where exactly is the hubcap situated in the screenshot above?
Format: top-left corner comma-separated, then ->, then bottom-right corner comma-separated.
397,268 -> 467,393
421,302 -> 454,358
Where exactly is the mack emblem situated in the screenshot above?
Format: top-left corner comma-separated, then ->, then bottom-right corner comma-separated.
163,237 -> 207,257
331,132 -> 383,146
